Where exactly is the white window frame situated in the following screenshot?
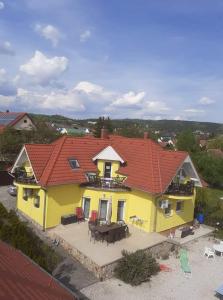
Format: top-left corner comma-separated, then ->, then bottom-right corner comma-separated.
164,202 -> 173,217
117,200 -> 126,221
103,161 -> 112,179
98,199 -> 109,220
82,197 -> 91,219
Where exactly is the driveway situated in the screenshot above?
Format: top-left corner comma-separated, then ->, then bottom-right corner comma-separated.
0,186 -> 16,211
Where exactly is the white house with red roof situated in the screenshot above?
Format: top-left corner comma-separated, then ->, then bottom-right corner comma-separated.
0,111 -> 36,132
11,129 -> 202,233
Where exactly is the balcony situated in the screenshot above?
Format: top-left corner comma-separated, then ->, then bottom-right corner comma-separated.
80,175 -> 130,191
14,168 -> 36,185
165,180 -> 194,196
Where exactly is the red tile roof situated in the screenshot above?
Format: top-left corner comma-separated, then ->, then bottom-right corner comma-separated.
0,241 -> 76,300
24,135 -> 188,194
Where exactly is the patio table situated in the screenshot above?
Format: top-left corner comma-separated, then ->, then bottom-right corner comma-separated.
213,244 -> 223,256
94,223 -> 123,234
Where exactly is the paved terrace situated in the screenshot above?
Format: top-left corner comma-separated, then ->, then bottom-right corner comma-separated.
47,222 -> 167,267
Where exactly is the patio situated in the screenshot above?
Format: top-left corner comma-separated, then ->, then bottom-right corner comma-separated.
47,222 -> 167,271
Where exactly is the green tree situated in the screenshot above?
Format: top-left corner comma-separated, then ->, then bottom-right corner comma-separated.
176,130 -> 199,153
94,116 -> 113,137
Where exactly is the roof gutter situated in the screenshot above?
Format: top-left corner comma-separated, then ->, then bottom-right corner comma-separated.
42,188 -> 47,232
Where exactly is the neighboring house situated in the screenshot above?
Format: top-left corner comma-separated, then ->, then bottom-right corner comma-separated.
11,129 -> 202,233
0,111 -> 36,132
207,148 -> 223,158
59,127 -> 89,135
0,241 -> 76,300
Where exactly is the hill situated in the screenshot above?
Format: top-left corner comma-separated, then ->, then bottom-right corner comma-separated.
30,114 -> 223,135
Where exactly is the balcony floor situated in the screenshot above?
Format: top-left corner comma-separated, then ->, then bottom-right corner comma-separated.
47,222 -> 167,267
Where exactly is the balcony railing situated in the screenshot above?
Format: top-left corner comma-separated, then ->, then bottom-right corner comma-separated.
14,169 -> 36,185
80,176 -> 130,190
165,180 -> 194,196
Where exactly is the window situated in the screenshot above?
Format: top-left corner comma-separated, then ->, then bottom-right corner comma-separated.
164,203 -> 172,217
23,188 -> 33,200
176,201 -> 184,213
68,158 -> 80,169
24,119 -> 27,123
34,195 -> 40,208
104,162 -> 111,178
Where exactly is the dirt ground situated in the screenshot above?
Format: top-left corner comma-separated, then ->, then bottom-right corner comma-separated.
81,236 -> 223,300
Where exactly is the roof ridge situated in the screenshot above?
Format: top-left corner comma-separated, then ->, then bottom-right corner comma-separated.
40,136 -> 67,186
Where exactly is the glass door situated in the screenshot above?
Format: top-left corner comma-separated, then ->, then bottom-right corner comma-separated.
104,162 -> 111,178
83,197 -> 90,219
99,200 -> 108,220
117,200 -> 125,221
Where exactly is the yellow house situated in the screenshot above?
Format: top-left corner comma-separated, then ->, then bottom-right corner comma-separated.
11,131 -> 202,233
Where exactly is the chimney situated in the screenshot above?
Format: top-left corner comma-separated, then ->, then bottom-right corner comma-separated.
101,127 -> 109,139
144,132 -> 149,139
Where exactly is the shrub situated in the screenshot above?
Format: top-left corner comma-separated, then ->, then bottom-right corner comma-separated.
0,203 -> 61,273
114,250 -> 160,286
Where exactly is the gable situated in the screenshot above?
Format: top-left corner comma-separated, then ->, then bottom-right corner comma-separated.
92,145 -> 124,163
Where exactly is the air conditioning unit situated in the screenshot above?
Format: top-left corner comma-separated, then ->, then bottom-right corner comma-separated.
159,199 -> 169,209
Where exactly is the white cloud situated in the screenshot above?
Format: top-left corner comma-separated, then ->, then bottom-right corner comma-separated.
199,96 -> 215,105
111,91 -> 145,107
74,81 -> 113,99
184,108 -> 205,114
0,41 -> 14,55
80,30 -> 91,42
16,88 -> 85,112
19,50 -> 68,85
35,24 -> 61,47
0,2 -> 4,10
144,100 -> 169,113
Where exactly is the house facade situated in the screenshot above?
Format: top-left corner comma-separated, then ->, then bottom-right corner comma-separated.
11,130 -> 202,233
0,111 -> 36,132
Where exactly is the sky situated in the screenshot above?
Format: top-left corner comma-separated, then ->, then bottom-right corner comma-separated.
0,0 -> 222,122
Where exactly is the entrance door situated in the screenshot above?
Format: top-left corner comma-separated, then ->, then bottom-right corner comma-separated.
104,162 -> 111,178
99,200 -> 108,220
83,197 -> 90,219
117,200 -> 125,221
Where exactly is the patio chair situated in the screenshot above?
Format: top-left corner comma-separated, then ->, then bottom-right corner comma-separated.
90,229 -> 102,243
88,221 -> 96,235
90,210 -> 98,222
204,247 -> 215,258
76,207 -> 85,223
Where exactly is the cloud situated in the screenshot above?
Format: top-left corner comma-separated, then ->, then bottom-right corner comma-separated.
111,91 -> 145,107
0,41 -> 15,56
74,81 -> 113,99
80,30 -> 91,42
35,24 -> 61,47
0,68 -> 17,96
16,88 -> 85,112
19,50 -> 68,85
199,96 -> 215,105
0,2 -> 4,10
144,100 -> 169,113
184,108 -> 205,114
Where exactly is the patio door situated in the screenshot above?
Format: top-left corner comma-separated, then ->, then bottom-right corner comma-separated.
99,199 -> 108,220
117,200 -> 125,221
104,162 -> 111,178
82,197 -> 91,219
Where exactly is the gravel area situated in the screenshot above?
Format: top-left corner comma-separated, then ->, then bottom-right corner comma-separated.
81,236 -> 223,300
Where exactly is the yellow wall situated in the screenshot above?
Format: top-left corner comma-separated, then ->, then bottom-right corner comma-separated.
46,184 -> 82,228
16,183 -> 45,226
81,188 -> 155,232
23,161 -> 33,177
97,160 -> 120,177
155,191 -> 196,232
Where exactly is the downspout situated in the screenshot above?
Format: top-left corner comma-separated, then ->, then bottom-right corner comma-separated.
42,188 -> 47,232
153,194 -> 162,232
